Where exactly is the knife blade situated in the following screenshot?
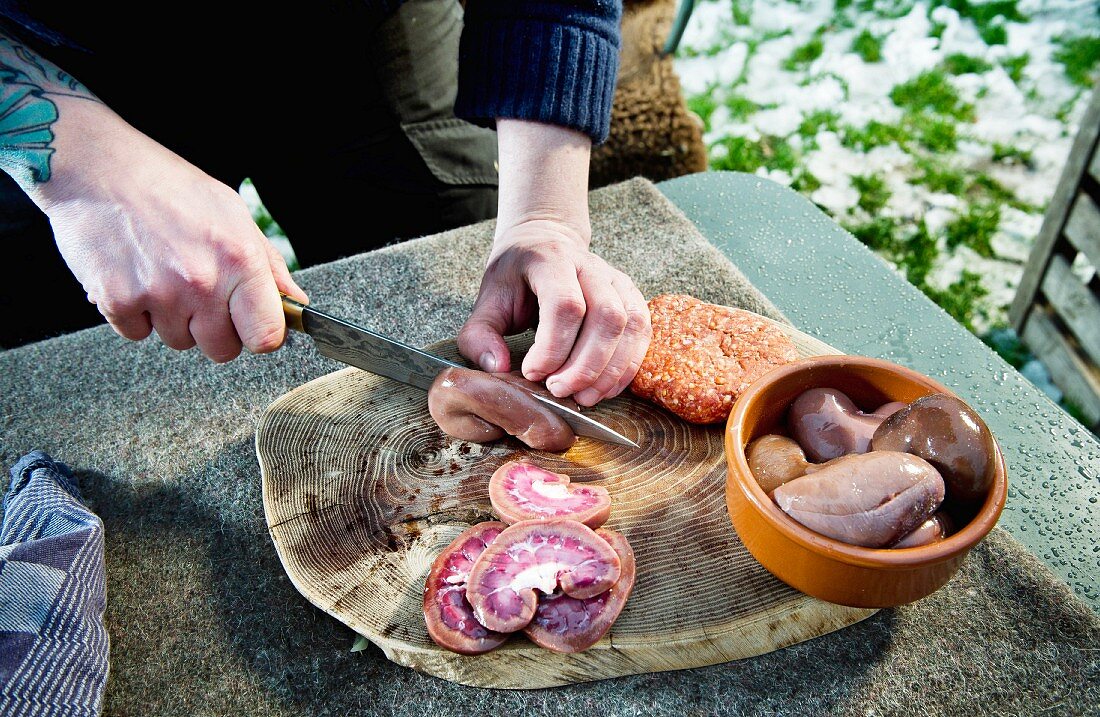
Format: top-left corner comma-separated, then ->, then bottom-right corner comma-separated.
281,294 -> 638,448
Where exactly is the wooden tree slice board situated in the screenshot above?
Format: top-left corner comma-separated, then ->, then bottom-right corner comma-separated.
257,313 -> 876,689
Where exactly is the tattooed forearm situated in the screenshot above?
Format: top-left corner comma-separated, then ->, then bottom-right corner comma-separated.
0,32 -> 97,184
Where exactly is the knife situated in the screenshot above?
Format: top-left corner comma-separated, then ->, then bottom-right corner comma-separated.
281,294 -> 639,448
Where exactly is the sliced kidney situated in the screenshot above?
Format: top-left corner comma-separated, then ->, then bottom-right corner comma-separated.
771,451 -> 945,548
422,521 -> 509,655
465,518 -> 622,633
489,461 -> 612,528
523,528 -> 636,653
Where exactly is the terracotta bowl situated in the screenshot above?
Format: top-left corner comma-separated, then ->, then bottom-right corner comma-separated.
725,354 -> 1008,608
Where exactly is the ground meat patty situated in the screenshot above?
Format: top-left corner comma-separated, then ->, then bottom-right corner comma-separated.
629,294 -> 799,424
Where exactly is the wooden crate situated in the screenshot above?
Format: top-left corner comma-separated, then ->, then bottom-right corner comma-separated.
1009,87 -> 1100,430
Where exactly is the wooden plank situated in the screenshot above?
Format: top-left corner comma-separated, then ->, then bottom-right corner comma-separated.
1064,192 -> 1100,275
1010,88 -> 1100,330
1091,139 -> 1100,184
1041,253 -> 1100,368
1020,308 -> 1100,427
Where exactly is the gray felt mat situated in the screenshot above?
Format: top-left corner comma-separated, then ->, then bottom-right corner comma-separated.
1,177 -> 1095,716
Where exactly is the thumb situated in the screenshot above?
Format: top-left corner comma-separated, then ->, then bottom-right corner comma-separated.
264,239 -> 308,303
457,298 -> 512,374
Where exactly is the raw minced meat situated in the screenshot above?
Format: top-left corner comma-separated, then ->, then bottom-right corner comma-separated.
629,294 -> 799,424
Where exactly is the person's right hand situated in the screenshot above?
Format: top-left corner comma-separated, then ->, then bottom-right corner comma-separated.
34,98 -> 307,362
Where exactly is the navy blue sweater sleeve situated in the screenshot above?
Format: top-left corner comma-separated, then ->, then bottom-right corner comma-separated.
455,0 -> 622,145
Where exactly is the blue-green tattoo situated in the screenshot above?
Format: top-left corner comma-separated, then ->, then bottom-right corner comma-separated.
0,37 -> 94,184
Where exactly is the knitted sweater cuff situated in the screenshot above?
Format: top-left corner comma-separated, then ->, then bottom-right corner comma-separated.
455,13 -> 621,145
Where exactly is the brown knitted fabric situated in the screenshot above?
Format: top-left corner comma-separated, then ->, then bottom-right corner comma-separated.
590,0 -> 709,189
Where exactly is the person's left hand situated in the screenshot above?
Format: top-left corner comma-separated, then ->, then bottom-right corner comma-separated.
457,218 -> 651,408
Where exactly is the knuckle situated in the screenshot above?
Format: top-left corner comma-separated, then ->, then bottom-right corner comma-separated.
176,268 -> 220,299
96,290 -> 147,321
624,306 -> 651,335
568,364 -> 604,387
594,303 -> 628,334
616,357 -> 645,391
551,296 -> 587,325
217,245 -> 258,276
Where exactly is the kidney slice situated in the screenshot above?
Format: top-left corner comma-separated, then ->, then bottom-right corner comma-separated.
465,518 -> 622,633
523,528 -> 636,653
489,460 -> 612,528
422,521 -> 509,655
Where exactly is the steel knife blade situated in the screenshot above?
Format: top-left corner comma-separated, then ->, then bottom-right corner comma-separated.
281,294 -> 638,448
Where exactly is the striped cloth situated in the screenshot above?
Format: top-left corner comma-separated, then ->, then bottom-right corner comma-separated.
0,450 -> 108,716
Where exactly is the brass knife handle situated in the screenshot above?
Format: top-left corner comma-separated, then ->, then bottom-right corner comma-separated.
281,292 -> 307,333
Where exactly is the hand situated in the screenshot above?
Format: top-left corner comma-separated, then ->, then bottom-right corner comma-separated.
457,218 -> 651,407
34,99 -> 307,362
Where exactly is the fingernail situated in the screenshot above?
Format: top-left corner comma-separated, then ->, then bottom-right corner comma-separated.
479,352 -> 498,372
546,378 -> 567,397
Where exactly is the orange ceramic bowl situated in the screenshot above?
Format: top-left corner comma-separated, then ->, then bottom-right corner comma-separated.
725,354 -> 1007,608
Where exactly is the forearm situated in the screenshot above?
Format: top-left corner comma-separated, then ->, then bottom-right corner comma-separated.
494,118 -> 592,247
0,29 -> 105,198
0,29 -> 305,360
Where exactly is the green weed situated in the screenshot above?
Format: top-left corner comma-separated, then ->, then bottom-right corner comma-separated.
890,70 -> 975,121
980,22 -> 1008,46
944,202 -> 1000,257
1055,90 -> 1084,125
912,115 -> 958,152
942,53 -> 993,74
843,216 -> 902,252
911,159 -> 967,194
860,0 -> 917,19
799,109 -> 842,138
851,174 -> 892,214
898,219 -> 938,287
969,173 -> 1036,212
999,53 -> 1029,83
911,159 -> 1032,210
1060,399 -> 1091,427
783,32 -> 826,71
1053,34 -> 1100,87
921,270 -> 989,333
732,0 -> 753,26
791,170 -> 823,194
687,88 -> 719,132
927,0 -> 1024,46
929,0 -> 1026,27
841,120 -> 911,150
725,92 -> 763,121
710,135 -> 798,174
852,29 -> 885,62
991,142 -> 1034,167
842,218 -> 946,307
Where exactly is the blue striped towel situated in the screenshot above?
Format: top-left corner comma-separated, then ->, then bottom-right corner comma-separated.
1,450 -> 109,716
